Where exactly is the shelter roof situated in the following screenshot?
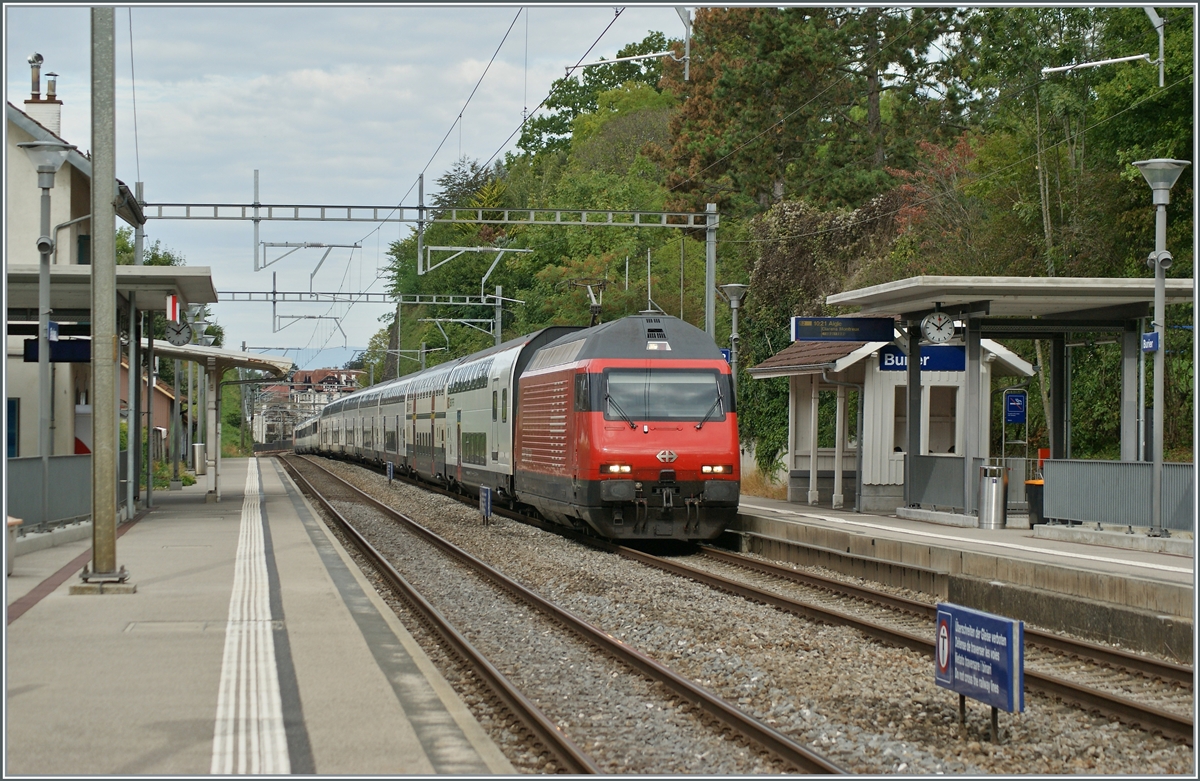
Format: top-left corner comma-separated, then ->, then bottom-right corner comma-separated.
5,264 -> 218,317
138,339 -> 292,377
748,338 -> 1033,379
826,275 -> 1193,318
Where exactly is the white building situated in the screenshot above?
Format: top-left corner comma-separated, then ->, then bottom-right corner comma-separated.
748,335 -> 1033,513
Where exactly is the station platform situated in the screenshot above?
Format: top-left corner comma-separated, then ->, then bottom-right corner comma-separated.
5,457 -> 513,776
732,496 -> 1195,660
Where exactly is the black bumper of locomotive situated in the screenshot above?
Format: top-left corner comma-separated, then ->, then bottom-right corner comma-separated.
576,478 -> 738,540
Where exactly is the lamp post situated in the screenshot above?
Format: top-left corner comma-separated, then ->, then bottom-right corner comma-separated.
1133,158 -> 1191,537
718,284 -> 749,401
18,140 -> 76,529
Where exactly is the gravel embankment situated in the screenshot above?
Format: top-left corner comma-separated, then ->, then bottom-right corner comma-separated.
312,458 -> 1195,775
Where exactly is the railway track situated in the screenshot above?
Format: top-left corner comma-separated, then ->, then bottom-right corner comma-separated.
318,454 -> 1192,745
615,545 -> 1195,745
282,455 -> 844,774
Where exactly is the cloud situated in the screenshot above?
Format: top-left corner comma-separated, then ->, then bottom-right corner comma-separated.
6,5 -> 684,368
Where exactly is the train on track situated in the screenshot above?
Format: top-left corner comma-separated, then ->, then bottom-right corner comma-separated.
293,313 -> 740,541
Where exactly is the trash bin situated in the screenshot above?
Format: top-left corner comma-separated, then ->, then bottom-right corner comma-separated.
193,443 -> 207,475
978,465 -> 1009,529
1025,479 -> 1045,525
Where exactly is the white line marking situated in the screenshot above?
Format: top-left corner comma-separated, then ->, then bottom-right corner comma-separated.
212,459 -> 291,774
739,502 -> 1193,575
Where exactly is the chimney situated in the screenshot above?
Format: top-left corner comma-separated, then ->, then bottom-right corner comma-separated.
24,54 -> 64,136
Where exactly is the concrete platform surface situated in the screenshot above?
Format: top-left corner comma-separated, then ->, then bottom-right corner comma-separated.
5,457 -> 513,776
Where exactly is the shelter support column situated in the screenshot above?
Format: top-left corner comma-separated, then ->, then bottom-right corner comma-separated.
216,368 -> 223,503
832,385 -> 846,509
786,375 -> 797,502
206,357 -> 217,501
126,294 -> 137,517
1050,335 -> 1067,459
1120,321 -> 1139,461
963,317 -> 981,514
904,323 -> 922,506
808,376 -> 819,505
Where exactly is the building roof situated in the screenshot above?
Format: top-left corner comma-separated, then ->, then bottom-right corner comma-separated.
748,340 -> 875,377
7,102 -> 144,227
826,275 -> 1193,318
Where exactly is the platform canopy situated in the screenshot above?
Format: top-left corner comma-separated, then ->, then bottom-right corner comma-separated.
140,339 -> 292,377
5,264 -> 218,320
826,275 -> 1193,319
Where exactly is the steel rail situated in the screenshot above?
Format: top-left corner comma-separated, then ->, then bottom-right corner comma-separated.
618,546 -> 1194,745
289,455 -> 845,774
279,456 -> 600,774
699,546 -> 1194,686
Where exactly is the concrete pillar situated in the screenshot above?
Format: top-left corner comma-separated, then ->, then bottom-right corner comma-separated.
808,375 -> 819,504
89,6 -> 120,578
1120,322 -> 1139,461
832,384 -> 846,509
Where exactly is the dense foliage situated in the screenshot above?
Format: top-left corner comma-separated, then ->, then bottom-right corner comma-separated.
364,7 -> 1193,466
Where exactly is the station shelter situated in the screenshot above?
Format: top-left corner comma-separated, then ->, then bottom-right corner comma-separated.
749,329 -> 1032,514
750,275 -> 1194,529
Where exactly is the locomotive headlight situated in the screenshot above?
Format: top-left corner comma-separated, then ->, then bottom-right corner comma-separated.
702,465 -> 733,474
602,463 -> 632,474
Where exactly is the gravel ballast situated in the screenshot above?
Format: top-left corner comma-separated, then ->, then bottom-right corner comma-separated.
309,458 -> 1195,775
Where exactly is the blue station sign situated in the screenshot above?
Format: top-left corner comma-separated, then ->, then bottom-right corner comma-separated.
791,316 -> 895,342
1004,390 -> 1027,425
878,344 -> 966,372
1142,332 -> 1160,353
720,348 -> 732,364
935,603 -> 1024,713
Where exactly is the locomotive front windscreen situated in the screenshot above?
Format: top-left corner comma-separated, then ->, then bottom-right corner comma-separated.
603,369 -> 729,422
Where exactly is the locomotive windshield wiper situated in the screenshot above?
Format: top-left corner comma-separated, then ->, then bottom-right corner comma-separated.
694,393 -> 724,430
605,393 -> 637,429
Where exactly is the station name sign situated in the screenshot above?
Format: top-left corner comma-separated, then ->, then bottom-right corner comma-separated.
791,317 -> 894,342
878,344 -> 966,372
935,603 -> 1024,713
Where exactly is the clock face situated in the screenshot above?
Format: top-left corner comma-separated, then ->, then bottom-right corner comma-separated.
165,321 -> 193,347
921,312 -> 955,344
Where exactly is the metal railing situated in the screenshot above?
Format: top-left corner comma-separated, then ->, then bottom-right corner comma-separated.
1043,459 -> 1194,531
908,455 -> 965,511
907,456 -> 1030,514
6,454 -> 93,533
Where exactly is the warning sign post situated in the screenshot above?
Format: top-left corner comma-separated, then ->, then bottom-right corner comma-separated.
935,603 -> 1024,743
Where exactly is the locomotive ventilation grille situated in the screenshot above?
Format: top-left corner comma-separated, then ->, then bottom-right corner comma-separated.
519,379 -> 569,469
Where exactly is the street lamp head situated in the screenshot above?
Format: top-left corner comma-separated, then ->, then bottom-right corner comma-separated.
719,283 -> 749,307
1133,159 -> 1191,205
17,140 -> 76,174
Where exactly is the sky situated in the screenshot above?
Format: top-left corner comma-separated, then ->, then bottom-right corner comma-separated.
5,3 -> 687,370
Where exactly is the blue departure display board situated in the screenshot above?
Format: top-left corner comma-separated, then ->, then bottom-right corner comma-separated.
791,317 -> 895,342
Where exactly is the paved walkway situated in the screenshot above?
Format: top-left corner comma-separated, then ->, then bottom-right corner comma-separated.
5,457 -> 512,776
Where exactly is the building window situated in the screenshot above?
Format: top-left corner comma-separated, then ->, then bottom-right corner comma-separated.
892,386 -> 906,453
7,398 -> 19,457
928,386 -> 959,454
